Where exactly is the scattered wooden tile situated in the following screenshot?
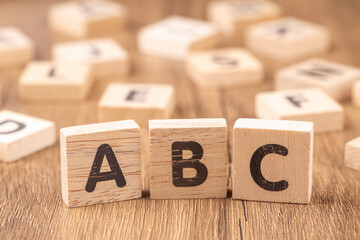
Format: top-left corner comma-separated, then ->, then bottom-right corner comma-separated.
18,61 -> 93,101
344,137 -> 360,171
275,58 -> 360,101
60,120 -> 142,207
52,38 -> 129,79
232,118 -> 314,203
0,27 -> 34,68
245,17 -> 330,63
0,110 -> 55,162
186,47 -> 264,89
149,119 -> 228,199
48,0 -> 128,38
256,88 -> 344,133
352,80 -> 360,107
207,0 -> 282,44
98,83 -> 175,125
138,15 -> 219,60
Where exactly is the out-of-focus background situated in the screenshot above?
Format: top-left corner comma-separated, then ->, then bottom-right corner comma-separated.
0,0 -> 359,239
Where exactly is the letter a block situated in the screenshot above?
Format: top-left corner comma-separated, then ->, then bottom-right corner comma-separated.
149,119 -> 228,199
60,120 -> 142,207
0,110 -> 55,162
233,119 -> 314,204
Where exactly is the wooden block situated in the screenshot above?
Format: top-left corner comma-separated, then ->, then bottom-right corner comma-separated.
138,15 -> 219,60
275,58 -> 360,101
149,119 -> 228,199
245,17 -> 330,63
18,61 -> 93,101
352,80 -> 360,107
344,137 -> 360,171
186,47 -> 264,89
52,38 -> 129,79
60,120 -> 142,207
233,118 -> 314,203
48,0 -> 128,38
0,27 -> 34,68
207,0 -> 282,44
98,83 -> 175,125
256,88 -> 344,133
0,110 -> 56,162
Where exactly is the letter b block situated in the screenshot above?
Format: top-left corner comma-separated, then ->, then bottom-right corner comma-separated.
149,119 -> 228,199
60,120 -> 142,207
233,119 -> 314,204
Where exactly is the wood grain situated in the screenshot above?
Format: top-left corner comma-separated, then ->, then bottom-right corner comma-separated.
0,0 -> 359,239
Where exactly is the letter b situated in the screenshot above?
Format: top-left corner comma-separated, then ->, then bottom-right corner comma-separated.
172,141 -> 208,187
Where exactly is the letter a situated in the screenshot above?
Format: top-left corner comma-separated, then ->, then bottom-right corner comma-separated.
85,144 -> 126,192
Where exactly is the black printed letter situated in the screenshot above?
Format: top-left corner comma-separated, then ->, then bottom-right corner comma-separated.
0,120 -> 26,134
250,144 -> 289,191
172,141 -> 208,187
85,144 -> 126,192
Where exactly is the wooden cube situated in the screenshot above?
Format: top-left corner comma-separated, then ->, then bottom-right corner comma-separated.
0,27 -> 34,68
186,48 -> 264,89
52,38 -> 129,79
138,15 -> 219,60
344,137 -> 360,171
18,61 -> 93,101
48,0 -> 128,38
275,58 -> 360,101
233,118 -> 314,203
149,119 -> 228,199
98,83 -> 175,125
207,0 -> 282,44
245,17 -> 330,63
352,81 -> 360,107
0,110 -> 56,162
60,120 -> 142,207
256,88 -> 344,133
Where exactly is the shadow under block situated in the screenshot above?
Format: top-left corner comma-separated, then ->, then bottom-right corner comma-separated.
149,119 -> 228,199
60,120 -> 142,207
245,17 -> 330,63
256,88 -> 344,133
232,118 -> 314,204
98,83 -> 175,125
207,0 -> 282,44
344,137 -> 360,171
18,61 -> 93,101
48,0 -> 128,39
186,48 -> 264,89
0,27 -> 34,68
0,110 -> 56,162
138,15 -> 219,60
52,38 -> 129,78
275,58 -> 360,101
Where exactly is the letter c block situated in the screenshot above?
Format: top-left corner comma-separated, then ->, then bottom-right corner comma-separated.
149,119 -> 228,199
232,118 -> 314,204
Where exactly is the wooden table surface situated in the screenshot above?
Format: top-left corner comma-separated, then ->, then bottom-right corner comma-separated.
0,0 -> 359,239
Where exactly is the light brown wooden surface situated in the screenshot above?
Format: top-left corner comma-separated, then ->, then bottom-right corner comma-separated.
0,0 -> 359,239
